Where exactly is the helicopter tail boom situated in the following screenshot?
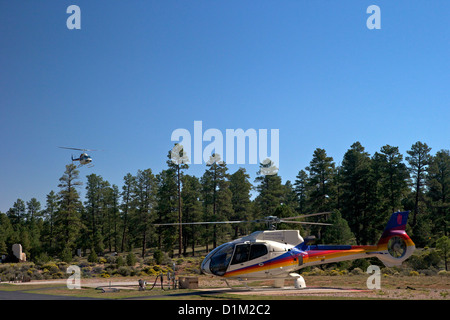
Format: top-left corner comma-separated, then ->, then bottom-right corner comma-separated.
302,211 -> 415,268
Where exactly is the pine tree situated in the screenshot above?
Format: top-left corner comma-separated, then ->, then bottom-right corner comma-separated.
203,154 -> 233,248
43,190 -> 58,253
406,141 -> 432,227
26,198 -> 41,222
133,169 -> 157,258
282,181 -> 298,213
120,173 -> 136,252
84,174 -> 107,254
427,149 -> 450,237
321,210 -> 355,245
156,169 -> 178,254
55,164 -> 83,255
181,174 -> 203,255
167,144 -> 189,256
254,159 -> 284,218
305,148 -> 336,213
372,145 -> 409,214
201,167 -> 214,251
108,184 -> 121,253
229,168 -> 252,236
8,199 -> 26,226
0,213 -> 13,256
294,170 -> 308,214
340,142 -> 375,244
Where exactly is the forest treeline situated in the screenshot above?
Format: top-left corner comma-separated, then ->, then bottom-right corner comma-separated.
0,141 -> 448,263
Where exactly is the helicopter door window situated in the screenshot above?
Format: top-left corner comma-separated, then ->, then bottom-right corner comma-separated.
231,244 -> 250,265
249,244 -> 268,261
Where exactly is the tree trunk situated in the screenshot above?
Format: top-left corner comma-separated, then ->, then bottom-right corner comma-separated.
178,166 -> 182,257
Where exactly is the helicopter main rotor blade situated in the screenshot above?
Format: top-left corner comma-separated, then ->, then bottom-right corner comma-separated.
59,146 -> 99,151
153,220 -> 249,226
281,212 -> 332,220
279,220 -> 332,226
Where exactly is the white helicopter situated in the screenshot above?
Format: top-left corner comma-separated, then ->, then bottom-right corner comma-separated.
155,211 -> 415,289
59,146 -> 97,168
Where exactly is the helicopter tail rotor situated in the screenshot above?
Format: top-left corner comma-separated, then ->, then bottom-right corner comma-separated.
375,211 -> 415,267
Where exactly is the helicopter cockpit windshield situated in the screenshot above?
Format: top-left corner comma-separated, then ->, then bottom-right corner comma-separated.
207,243 -> 235,276
201,241 -> 270,276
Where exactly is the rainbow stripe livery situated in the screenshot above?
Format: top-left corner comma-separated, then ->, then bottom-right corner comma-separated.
201,211 -> 415,281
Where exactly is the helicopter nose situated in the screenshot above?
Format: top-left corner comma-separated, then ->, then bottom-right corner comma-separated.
200,258 -> 212,275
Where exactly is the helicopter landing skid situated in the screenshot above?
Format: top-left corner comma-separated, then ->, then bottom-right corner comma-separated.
223,279 -> 255,291
78,164 -> 95,168
289,273 -> 306,289
223,275 -> 306,291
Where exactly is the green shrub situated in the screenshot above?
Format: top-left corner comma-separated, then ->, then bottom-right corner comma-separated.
408,249 -> 441,270
153,250 -> 163,265
152,265 -> 161,272
116,256 -> 125,267
36,253 -> 51,265
329,269 -> 340,276
60,247 -> 73,264
438,270 -> 449,277
126,252 -> 137,266
309,267 -> 325,276
350,267 -> 364,275
88,250 -> 98,263
100,271 -> 110,278
117,266 -> 131,276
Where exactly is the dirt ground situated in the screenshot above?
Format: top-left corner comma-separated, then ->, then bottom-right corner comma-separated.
197,274 -> 450,300
2,273 -> 449,300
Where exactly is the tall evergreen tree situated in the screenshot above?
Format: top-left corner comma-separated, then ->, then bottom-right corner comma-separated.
372,145 -> 409,214
181,174 -> 203,255
120,173 -> 136,252
0,213 -> 13,256
254,159 -> 284,218
201,167 -> 214,251
42,190 -> 58,253
294,170 -> 308,214
84,173 -> 108,253
406,141 -> 432,227
55,164 -> 83,256
156,169 -> 178,253
229,168 -> 253,236
340,142 -> 376,244
202,154 -> 233,248
427,149 -> 450,237
26,198 -> 41,222
133,169 -> 157,258
8,199 -> 26,226
321,210 -> 355,245
104,184 -> 120,252
305,148 -> 336,213
167,144 -> 189,256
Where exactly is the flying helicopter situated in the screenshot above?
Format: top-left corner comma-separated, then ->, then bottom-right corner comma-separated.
59,146 -> 98,168
154,211 -> 415,289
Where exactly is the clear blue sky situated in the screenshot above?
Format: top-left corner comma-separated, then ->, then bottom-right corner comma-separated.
1,1 -> 449,213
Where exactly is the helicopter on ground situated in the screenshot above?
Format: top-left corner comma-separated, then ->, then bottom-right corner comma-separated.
155,211 -> 415,289
59,146 -> 97,168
